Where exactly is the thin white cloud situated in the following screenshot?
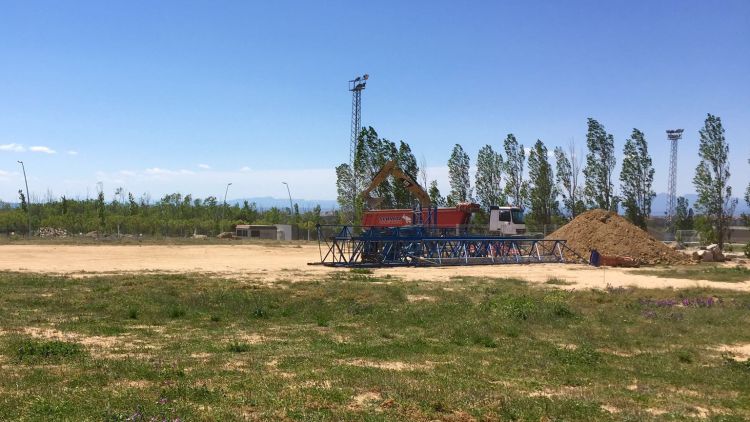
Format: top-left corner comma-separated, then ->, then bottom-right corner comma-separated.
0,143 -> 25,152
119,170 -> 137,177
0,170 -> 10,176
67,150 -> 78,156
144,167 -> 195,176
240,166 -> 251,172
198,164 -> 211,170
30,146 -> 56,154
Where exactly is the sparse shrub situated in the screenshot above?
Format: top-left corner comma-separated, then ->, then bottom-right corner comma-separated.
504,296 -> 536,320
350,268 -> 373,275
252,307 -> 267,318
168,306 -> 186,319
227,341 -> 251,353
380,331 -> 396,339
347,302 -> 372,315
744,241 -> 750,258
15,339 -> 84,361
543,292 -> 576,318
501,324 -> 521,338
127,307 -> 139,319
605,284 -> 629,295
315,314 -> 330,327
329,271 -> 375,282
473,335 -> 498,348
676,349 -> 695,364
554,343 -> 600,365
545,277 -> 573,286
573,344 -> 600,365
210,315 -> 221,322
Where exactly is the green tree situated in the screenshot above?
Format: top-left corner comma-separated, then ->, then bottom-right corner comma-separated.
693,113 -> 733,248
18,190 -> 27,213
127,193 -> 138,215
527,140 -> 559,225
619,128 -> 655,228
583,118 -> 618,211
335,163 -> 355,223
96,190 -> 106,230
393,141 -> 420,208
428,180 -> 445,206
503,134 -> 528,207
354,127 -> 398,209
554,143 -> 585,218
447,144 -> 472,205
674,196 -> 693,230
474,145 -> 505,208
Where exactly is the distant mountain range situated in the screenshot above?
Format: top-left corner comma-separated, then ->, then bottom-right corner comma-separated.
229,197 -> 339,211
650,193 -> 749,216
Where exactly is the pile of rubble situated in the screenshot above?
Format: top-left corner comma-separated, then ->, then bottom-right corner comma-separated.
692,244 -> 725,262
546,209 -> 690,265
36,227 -> 68,238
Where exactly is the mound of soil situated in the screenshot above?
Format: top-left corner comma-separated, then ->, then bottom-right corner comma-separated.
546,209 -> 688,265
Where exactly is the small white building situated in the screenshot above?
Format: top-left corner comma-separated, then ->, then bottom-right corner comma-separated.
235,224 -> 292,240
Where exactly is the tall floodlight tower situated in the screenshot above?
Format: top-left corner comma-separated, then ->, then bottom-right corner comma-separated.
665,129 -> 684,229
348,74 -> 368,221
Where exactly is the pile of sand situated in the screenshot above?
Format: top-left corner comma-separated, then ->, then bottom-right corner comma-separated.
546,209 -> 688,265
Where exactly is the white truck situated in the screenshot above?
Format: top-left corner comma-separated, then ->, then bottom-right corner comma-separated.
488,206 -> 526,235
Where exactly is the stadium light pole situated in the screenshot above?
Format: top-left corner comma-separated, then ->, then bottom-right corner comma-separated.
17,161 -> 31,238
282,181 -> 295,240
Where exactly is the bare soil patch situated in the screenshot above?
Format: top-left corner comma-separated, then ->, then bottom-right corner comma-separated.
0,243 -> 748,291
5,326 -> 155,359
712,343 -> 750,361
349,391 -> 383,410
340,359 -> 433,371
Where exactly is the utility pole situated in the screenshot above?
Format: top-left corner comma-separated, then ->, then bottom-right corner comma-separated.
349,73 -> 368,224
17,161 -> 31,238
665,129 -> 683,234
222,182 -> 232,232
282,181 -> 295,240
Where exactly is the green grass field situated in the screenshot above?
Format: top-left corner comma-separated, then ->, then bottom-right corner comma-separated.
633,265 -> 750,283
0,271 -> 749,420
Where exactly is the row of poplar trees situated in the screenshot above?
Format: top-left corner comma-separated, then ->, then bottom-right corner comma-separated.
438,118 -> 645,228
336,114 -> 740,247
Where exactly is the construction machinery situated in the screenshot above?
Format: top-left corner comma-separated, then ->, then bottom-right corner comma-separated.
360,160 -> 526,235
317,160 -> 571,267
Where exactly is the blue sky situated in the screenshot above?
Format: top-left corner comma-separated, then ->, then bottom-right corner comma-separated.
1,0 -> 748,204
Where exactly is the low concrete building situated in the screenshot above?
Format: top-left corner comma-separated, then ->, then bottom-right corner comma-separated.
235,224 -> 292,240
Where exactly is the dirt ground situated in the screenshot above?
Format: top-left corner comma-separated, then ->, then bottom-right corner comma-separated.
0,243 -> 748,291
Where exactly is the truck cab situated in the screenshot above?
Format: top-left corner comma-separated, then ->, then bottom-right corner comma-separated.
488,206 -> 526,235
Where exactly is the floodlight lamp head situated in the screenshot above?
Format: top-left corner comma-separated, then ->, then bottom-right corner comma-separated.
666,129 -> 685,141
363,74 -> 369,80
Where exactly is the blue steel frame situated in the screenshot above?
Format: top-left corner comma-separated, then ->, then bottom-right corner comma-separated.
317,225 -> 571,267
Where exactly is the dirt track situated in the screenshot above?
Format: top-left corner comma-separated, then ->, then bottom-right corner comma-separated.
0,244 -> 748,291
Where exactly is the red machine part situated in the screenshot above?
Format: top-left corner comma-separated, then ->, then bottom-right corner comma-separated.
361,204 -> 478,228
